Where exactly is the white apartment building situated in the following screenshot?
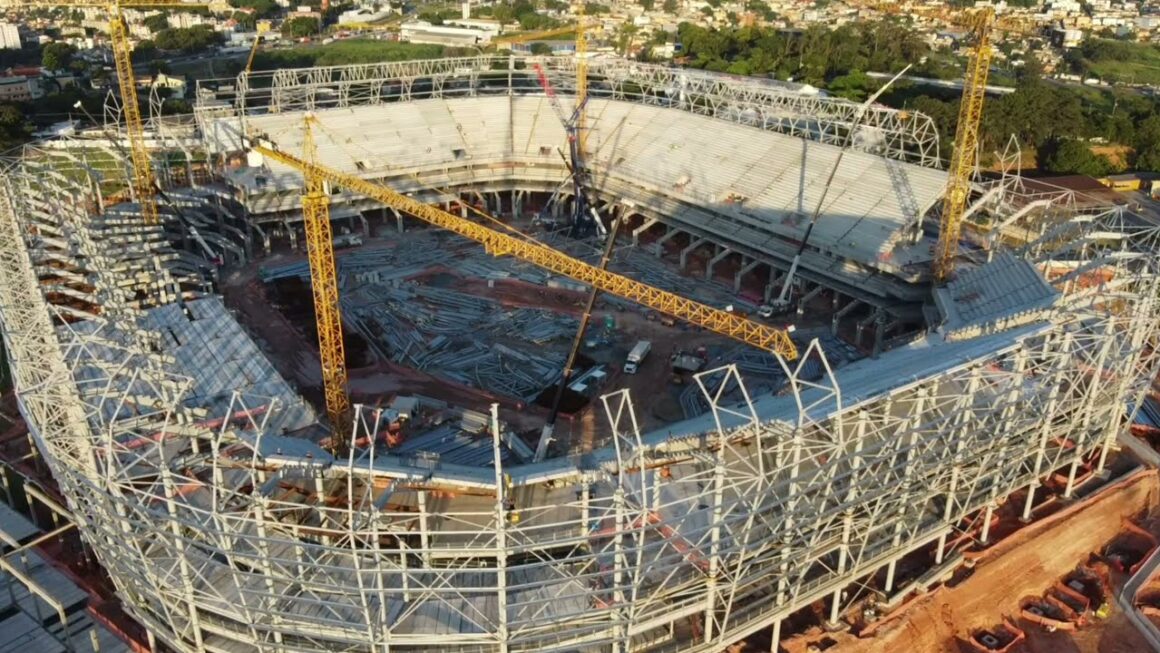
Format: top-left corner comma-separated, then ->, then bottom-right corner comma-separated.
0,23 -> 21,50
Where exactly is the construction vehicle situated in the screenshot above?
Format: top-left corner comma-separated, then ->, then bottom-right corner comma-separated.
249,140 -> 799,359
767,66 -> 911,314
534,217 -> 622,461
670,349 -> 705,374
623,340 -> 651,374
531,63 -> 598,237
21,0 -> 208,227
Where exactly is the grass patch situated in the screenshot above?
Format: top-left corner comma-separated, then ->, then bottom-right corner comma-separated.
1075,39 -> 1160,85
1088,60 -> 1160,86
255,40 -> 447,70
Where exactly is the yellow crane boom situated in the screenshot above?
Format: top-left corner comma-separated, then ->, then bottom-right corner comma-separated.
23,0 -> 208,226
251,144 -> 800,360
244,22 -> 271,75
301,116 -> 352,452
934,8 -> 995,283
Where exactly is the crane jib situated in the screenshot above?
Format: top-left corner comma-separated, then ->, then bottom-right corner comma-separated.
253,145 -> 799,360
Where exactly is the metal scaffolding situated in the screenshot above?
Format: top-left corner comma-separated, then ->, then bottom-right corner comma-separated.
2,75 -> 1160,653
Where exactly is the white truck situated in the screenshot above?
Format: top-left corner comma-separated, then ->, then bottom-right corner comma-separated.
623,340 -> 652,374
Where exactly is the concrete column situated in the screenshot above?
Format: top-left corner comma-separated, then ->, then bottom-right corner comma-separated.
884,560 -> 897,593
705,246 -> 732,281
632,217 -> 659,246
979,503 -> 995,544
764,267 -> 785,303
493,191 -> 502,216
460,203 -> 468,218
855,310 -> 879,348
769,619 -> 781,653
873,311 -> 888,358
680,237 -> 709,271
283,218 -> 297,251
796,283 -> 825,316
1021,483 -> 1038,522
358,213 -> 369,238
832,291 -> 842,311
734,258 -> 761,293
653,226 -> 680,257
390,207 -> 404,233
832,299 -> 863,337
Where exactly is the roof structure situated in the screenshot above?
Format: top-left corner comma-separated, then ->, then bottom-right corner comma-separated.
62,297 -> 317,435
933,252 -> 1060,341
219,97 -> 947,270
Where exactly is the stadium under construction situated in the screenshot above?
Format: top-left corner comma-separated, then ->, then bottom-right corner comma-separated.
0,55 -> 1159,653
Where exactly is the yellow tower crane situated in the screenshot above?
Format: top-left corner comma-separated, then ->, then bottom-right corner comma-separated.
22,0 -> 207,226
244,21 -> 271,75
248,140 -> 800,360
933,7 -> 995,283
300,115 -> 353,454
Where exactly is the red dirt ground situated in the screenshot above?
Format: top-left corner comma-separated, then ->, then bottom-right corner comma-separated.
780,469 -> 1160,653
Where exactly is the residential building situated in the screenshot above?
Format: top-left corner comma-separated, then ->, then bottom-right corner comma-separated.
0,77 -> 42,101
0,23 -> 21,50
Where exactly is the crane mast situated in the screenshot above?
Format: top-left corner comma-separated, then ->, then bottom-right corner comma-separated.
22,1 -> 207,225
300,116 -> 353,454
934,8 -> 995,283
250,143 -> 800,360
108,8 -> 160,225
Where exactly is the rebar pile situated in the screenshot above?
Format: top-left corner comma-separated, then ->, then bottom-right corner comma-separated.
263,236 -> 578,401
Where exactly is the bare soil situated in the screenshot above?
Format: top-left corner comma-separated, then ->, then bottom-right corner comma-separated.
778,469 -> 1160,653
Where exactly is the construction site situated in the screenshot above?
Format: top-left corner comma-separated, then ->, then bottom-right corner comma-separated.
2,4 -> 1160,653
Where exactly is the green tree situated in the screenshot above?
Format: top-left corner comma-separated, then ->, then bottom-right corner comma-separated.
1134,116 -> 1160,172
41,42 -> 75,71
1040,139 -> 1112,176
418,11 -> 444,24
640,0 -> 655,9
283,17 -> 321,39
826,70 -> 875,101
0,103 -> 28,152
529,42 -> 553,55
154,25 -> 223,53
143,13 -> 170,33
662,0 -> 677,12
133,39 -> 159,62
232,10 -> 257,30
584,3 -> 610,14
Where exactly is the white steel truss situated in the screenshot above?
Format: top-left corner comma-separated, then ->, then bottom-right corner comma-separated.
207,55 -> 941,168
1,131 -> 1160,653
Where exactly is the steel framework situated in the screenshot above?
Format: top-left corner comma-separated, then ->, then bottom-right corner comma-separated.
208,56 -> 942,168
1,137 -> 1160,653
